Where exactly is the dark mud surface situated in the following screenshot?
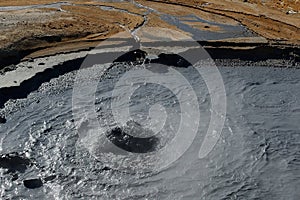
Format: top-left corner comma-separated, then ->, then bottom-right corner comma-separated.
0,60 -> 300,199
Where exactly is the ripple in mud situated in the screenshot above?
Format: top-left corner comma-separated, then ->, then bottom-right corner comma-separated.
1,65 -> 300,199
243,86 -> 295,110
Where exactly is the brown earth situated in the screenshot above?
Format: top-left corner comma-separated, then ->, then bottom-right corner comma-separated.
0,0 -> 65,6
141,0 -> 300,44
0,0 -> 299,66
0,1 -> 145,61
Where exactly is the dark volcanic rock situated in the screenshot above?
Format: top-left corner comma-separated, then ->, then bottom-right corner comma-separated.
23,178 -> 43,189
0,152 -> 31,173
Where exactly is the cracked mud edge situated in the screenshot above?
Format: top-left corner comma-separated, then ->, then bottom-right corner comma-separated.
1,40 -> 299,70
0,43 -> 299,109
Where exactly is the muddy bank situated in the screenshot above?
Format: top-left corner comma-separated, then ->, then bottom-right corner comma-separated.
1,40 -> 299,70
0,44 -> 299,109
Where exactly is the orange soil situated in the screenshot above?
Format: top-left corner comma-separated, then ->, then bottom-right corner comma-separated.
0,0 -> 299,61
141,0 -> 300,44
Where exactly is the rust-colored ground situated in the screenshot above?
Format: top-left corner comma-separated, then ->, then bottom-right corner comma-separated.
0,0 -> 64,6
0,1 -> 146,59
0,0 -> 299,62
141,0 -> 300,44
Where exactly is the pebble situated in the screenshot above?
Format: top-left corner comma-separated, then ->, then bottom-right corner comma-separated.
23,178 -> 43,189
0,116 -> 6,124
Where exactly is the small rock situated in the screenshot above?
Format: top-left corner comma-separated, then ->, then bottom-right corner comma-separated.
0,116 -> 6,124
0,152 -> 31,173
102,166 -> 112,171
248,82 -> 260,86
286,10 -> 297,14
23,178 -> 43,189
28,58 -> 34,62
202,2 -> 211,6
44,175 -> 56,182
11,173 -> 18,181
